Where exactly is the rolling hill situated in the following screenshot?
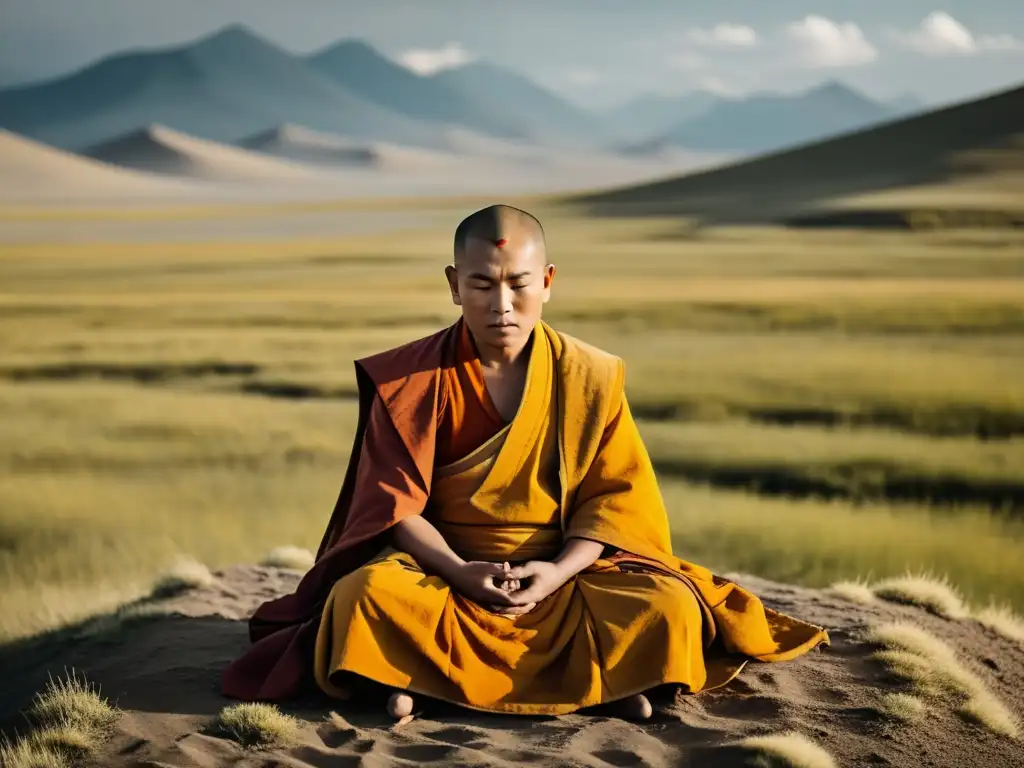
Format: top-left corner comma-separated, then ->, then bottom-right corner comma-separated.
83,124 -> 325,182
430,61 -> 610,146
0,25 -> 439,152
0,129 -> 191,199
603,90 -> 725,144
573,82 -> 1024,225
306,41 -> 533,141
239,123 -> 448,169
660,81 -> 899,154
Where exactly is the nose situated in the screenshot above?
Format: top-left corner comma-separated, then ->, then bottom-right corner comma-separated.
491,284 -> 514,315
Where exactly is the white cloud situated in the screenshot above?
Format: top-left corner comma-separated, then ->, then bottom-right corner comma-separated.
787,15 -> 879,68
398,42 -> 473,75
693,75 -> 744,97
667,51 -> 708,72
564,69 -> 601,87
688,23 -> 758,48
890,12 -> 1023,56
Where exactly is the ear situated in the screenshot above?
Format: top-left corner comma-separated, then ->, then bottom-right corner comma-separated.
444,265 -> 462,306
542,263 -> 556,303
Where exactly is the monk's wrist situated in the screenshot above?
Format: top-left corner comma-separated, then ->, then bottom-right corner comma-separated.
552,537 -> 604,580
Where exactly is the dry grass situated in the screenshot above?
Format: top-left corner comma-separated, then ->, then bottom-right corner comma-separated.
663,483 -> 1024,613
213,703 -> 301,750
150,556 -> 216,598
23,726 -> 93,762
870,572 -> 970,619
734,731 -> 837,768
261,546 -> 314,572
639,419 -> 1024,506
27,671 -> 120,736
827,580 -> 876,604
0,739 -> 68,768
868,622 -> 1019,738
830,574 -> 1024,647
0,208 -> 1022,641
0,671 -> 120,768
974,604 -> 1024,644
877,692 -> 927,723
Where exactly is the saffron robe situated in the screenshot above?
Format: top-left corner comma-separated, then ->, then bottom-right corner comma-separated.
220,319 -> 829,705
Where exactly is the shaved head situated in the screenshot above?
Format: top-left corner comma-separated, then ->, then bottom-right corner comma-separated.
446,204 -> 555,359
453,205 -> 547,265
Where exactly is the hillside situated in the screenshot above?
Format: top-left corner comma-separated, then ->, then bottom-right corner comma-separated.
306,41 -> 533,141
431,62 -> 610,146
604,90 -> 723,144
239,123 -> 448,169
0,568 -> 1022,766
0,128 -> 191,200
661,81 -> 898,154
0,25 -> 438,152
84,124 -> 325,182
574,82 -> 1024,225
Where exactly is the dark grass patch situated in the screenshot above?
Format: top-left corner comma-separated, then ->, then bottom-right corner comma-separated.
237,381 -> 358,400
786,208 -> 1024,231
652,459 -> 1024,511
1,361 -> 259,384
632,397 -> 1024,440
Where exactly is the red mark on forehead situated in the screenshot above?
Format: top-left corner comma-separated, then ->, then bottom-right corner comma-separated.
495,238 -> 508,248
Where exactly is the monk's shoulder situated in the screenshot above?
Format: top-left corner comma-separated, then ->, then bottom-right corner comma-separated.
547,326 -> 625,396
356,323 -> 458,386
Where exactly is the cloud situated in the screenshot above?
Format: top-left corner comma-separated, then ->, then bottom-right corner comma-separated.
687,23 -> 758,48
667,51 -> 708,72
564,69 -> 601,87
398,42 -> 473,75
890,12 -> 1023,56
693,75 -> 744,97
787,15 -> 878,68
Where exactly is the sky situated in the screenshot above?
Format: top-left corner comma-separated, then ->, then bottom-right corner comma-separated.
2,1 -> 1022,108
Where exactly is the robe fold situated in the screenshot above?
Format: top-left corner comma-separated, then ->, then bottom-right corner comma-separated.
221,319 -> 829,709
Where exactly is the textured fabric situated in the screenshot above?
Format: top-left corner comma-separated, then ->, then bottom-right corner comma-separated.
436,319 -> 508,467
310,324 -> 828,713
221,318 -> 829,704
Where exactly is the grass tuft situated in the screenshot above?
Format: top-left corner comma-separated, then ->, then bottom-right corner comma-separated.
28,670 -> 119,736
150,556 -> 215,598
735,731 -> 837,768
828,579 -> 876,604
868,622 -> 1018,738
26,725 -> 95,761
871,572 -> 969,619
959,691 -> 1021,738
260,546 -> 314,572
0,671 -> 119,767
877,692 -> 927,723
214,703 -> 301,750
973,603 -> 1024,645
0,737 -> 68,768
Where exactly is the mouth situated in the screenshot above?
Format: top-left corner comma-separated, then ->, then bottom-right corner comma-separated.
489,321 -> 518,328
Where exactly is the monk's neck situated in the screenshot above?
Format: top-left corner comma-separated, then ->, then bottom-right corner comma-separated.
473,333 -> 532,371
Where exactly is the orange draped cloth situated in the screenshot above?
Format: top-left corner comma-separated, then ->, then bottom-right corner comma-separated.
435,320 -> 507,467
307,322 -> 829,714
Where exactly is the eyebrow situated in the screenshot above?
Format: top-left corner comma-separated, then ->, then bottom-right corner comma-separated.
467,271 -> 532,282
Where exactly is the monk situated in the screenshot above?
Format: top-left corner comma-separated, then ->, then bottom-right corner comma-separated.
221,204 -> 829,721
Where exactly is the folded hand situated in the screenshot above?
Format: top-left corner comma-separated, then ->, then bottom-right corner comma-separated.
450,560 -> 519,607
503,560 -> 567,606
482,562 -> 537,615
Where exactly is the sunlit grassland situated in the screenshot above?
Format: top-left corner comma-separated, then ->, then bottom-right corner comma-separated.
1,205 -> 1022,641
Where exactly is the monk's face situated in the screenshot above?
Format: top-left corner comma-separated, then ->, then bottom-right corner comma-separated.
446,236 -> 555,350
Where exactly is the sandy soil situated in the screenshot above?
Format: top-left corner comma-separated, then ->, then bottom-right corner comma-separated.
0,568 -> 1020,767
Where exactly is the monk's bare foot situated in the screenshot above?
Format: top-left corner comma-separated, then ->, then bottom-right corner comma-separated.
387,691 -> 414,720
619,693 -> 653,721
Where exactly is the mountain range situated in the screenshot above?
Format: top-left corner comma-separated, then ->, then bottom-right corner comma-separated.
0,24 -> 924,158
576,81 -> 1024,224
